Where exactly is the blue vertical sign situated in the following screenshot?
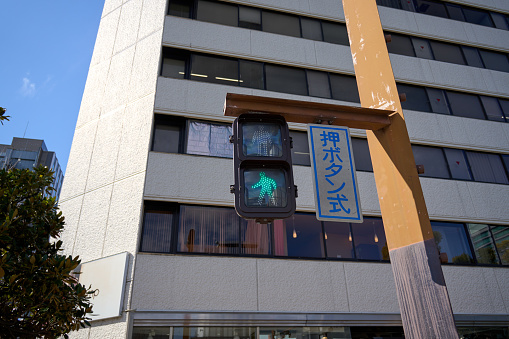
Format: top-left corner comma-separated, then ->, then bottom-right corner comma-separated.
308,124 -> 363,223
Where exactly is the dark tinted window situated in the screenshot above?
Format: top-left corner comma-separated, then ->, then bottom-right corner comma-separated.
140,202 -> 175,253
462,46 -> 484,68
429,41 -> 466,65
432,221 -> 474,264
480,96 -> 505,122
352,218 -> 388,261
239,60 -> 264,89
491,12 -> 509,30
443,148 -> 471,180
426,87 -> 449,114
301,18 -> 322,41
466,151 -> 509,184
265,64 -> 307,96
307,70 -> 331,98
196,0 -> 238,27
275,214 -> 325,258
446,91 -> 485,120
397,83 -> 431,112
322,22 -> 349,46
479,50 -> 509,72
412,145 -> 450,179
191,54 -> 239,85
262,11 -> 300,37
239,6 -> 261,30
168,0 -> 193,18
324,221 -> 354,259
351,138 -> 373,172
414,0 -> 448,18
411,37 -> 433,59
289,131 -> 310,166
386,33 -> 415,57
445,4 -> 465,21
330,74 -> 359,103
152,115 -> 184,153
500,99 -> 509,122
463,7 -> 493,27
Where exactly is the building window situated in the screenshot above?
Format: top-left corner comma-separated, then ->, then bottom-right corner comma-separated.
275,214 -> 325,258
196,0 -> 238,27
414,0 -> 448,18
168,0 -> 193,18
152,115 -> 185,153
324,221 -> 355,259
479,50 -> 509,73
491,225 -> 509,265
191,54 -> 239,85
289,131 -> 310,166
177,205 -> 242,255
466,151 -> 509,184
239,6 -> 261,30
140,201 -> 176,253
140,202 -> 509,266
329,74 -> 360,103
262,11 -> 300,38
467,223 -> 500,265
446,91 -> 486,120
321,21 -> 349,46
412,145 -> 450,179
186,120 -> 233,158
386,33 -> 415,57
351,217 -> 388,261
265,64 -> 308,96
162,47 -> 509,123
397,84 -> 431,112
350,138 -> 372,172
300,17 -> 322,41
429,40 -> 466,65
431,221 -> 474,264
443,148 -> 472,180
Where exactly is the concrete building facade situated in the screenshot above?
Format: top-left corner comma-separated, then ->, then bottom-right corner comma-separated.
60,0 -> 509,337
1,137 -> 64,199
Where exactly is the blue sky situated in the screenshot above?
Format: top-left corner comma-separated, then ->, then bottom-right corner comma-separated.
0,1 -> 105,172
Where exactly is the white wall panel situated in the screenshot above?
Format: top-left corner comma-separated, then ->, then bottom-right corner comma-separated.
443,266 -> 508,314
132,255 -> 509,315
132,255 -> 259,311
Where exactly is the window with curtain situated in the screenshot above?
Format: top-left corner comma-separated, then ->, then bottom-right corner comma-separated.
465,151 -> 509,184
140,202 -> 176,253
186,121 -> 233,158
177,205 -> 241,254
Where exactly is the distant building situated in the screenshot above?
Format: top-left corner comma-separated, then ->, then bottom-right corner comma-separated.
0,137 -> 64,200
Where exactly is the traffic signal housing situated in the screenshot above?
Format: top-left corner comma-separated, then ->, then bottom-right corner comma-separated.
231,113 -> 297,223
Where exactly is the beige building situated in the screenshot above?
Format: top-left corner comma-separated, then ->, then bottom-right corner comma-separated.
60,0 -> 509,338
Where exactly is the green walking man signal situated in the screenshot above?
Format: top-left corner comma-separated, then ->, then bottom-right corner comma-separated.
230,113 -> 297,223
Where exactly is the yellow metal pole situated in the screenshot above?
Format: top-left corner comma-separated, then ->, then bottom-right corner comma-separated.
342,1 -> 458,338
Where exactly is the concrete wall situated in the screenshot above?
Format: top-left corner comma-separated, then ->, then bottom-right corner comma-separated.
59,0 -> 167,337
131,255 -> 509,316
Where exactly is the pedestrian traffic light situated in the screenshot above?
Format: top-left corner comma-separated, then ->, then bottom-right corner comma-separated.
230,113 -> 297,223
